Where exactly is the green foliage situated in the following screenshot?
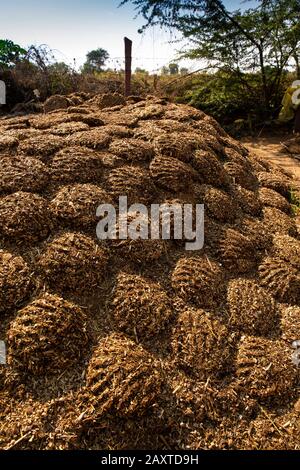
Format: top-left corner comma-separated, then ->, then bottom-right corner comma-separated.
0,39 -> 27,68
83,48 -> 109,73
289,188 -> 300,215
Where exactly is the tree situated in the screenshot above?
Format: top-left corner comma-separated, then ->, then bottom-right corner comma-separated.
169,62 -> 179,74
0,39 -> 26,69
135,67 -> 148,74
161,65 -> 169,75
121,0 -> 300,115
83,48 -> 109,73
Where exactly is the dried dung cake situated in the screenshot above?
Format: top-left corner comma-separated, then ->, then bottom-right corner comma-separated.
257,171 -> 292,198
150,155 -> 199,192
171,256 -> 225,307
50,184 -> 112,228
44,95 -> 70,113
38,232 -> 109,293
51,146 -> 103,184
108,165 -> 156,204
259,187 -> 291,213
19,134 -> 65,158
0,155 -> 49,193
67,129 -> 111,150
219,228 -> 257,273
0,96 -> 299,450
234,187 -> 262,216
0,250 -> 32,313
191,150 -> 231,188
172,308 -> 232,380
109,138 -> 154,161
0,192 -> 52,243
227,278 -> 278,335
236,335 -> 298,400
112,272 -> 173,338
107,211 -> 166,263
86,332 -> 163,417
262,206 -> 297,237
259,257 -> 300,304
7,293 -> 89,375
281,306 -> 300,343
199,185 -> 238,222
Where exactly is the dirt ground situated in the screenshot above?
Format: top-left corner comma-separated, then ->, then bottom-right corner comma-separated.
242,134 -> 300,181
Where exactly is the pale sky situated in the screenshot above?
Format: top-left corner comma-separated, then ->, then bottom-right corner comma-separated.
1,0 -> 257,71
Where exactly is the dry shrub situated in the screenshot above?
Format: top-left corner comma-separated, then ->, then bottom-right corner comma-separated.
220,228 -> 257,273
108,211 -> 165,263
150,155 -> 199,192
86,332 -> 163,417
259,187 -> 291,213
281,306 -> 300,343
19,134 -> 65,158
234,187 -> 262,216
153,132 -> 200,162
0,250 -> 32,313
236,335 -> 297,400
112,272 -> 173,338
51,146 -> 103,184
109,138 -> 154,161
271,234 -> 300,269
172,308 -> 232,379
67,129 -> 111,150
50,184 -> 112,228
240,217 -> 273,250
262,207 -> 297,237
258,171 -> 292,198
0,155 -> 49,193
44,95 -> 70,113
108,165 -> 156,204
7,293 -> 89,375
0,192 -> 52,243
38,232 -> 109,293
227,278 -> 278,335
0,134 -> 19,150
191,150 -> 230,188
259,257 -> 300,304
171,256 -> 225,307
97,93 -> 126,109
200,185 -> 238,222
224,161 -> 258,190
49,122 -> 90,136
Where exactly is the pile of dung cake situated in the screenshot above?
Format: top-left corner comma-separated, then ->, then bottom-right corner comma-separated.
0,92 -> 299,450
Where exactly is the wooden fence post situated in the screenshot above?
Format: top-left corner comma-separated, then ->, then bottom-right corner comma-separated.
124,37 -> 132,97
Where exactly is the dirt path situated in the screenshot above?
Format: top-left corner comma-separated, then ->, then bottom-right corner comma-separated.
241,135 -> 300,181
